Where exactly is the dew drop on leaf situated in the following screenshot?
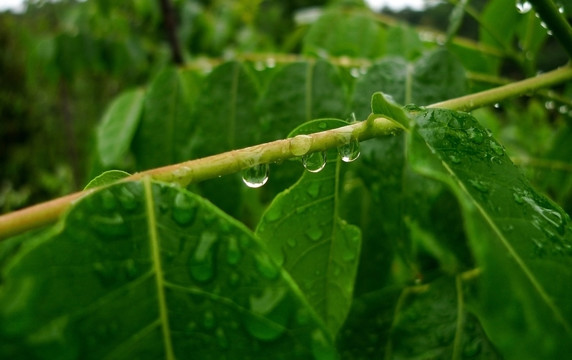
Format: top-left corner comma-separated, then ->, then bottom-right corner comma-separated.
289,134 -> 313,156
189,231 -> 218,282
489,140 -> 505,156
100,190 -> 117,211
254,252 -> 280,279
216,327 -> 228,349
118,186 -> 138,211
203,311 -> 216,330
516,0 -> 532,13
172,192 -> 197,226
244,287 -> 288,341
311,329 -> 336,360
338,138 -> 360,163
287,238 -> 297,248
242,163 -> 269,188
306,225 -> 323,241
302,151 -> 327,173
226,236 -> 241,265
90,213 -> 128,237
469,179 -> 490,193
306,181 -> 321,198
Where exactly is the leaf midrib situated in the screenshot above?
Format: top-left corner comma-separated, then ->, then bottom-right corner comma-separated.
143,178 -> 175,359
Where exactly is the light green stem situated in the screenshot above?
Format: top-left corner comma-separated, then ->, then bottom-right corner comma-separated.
1,65 -> 571,239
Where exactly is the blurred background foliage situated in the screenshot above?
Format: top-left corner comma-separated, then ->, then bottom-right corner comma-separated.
1,0 -> 571,214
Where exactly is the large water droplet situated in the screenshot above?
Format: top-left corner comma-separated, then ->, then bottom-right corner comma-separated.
306,181 -> 321,198
90,213 -> 128,237
290,134 -> 313,156
489,141 -> 505,156
189,231 -> 218,282
118,186 -> 138,211
242,164 -> 269,188
254,252 -> 280,279
306,226 -> 323,241
226,236 -> 241,265
467,127 -> 484,144
516,0 -> 532,13
302,151 -> 326,173
244,287 -> 288,341
338,138 -> 360,163
265,206 -> 282,222
172,192 -> 197,226
469,179 -> 490,193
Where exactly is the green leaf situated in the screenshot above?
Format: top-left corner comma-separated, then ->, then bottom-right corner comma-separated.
480,0 -> 519,52
385,23 -> 423,61
256,119 -> 361,337
351,49 -> 467,120
258,60 -> 348,143
191,61 -> 259,157
302,8 -> 385,59
133,67 -> 200,170
408,107 -> 572,359
370,92 -> 410,128
84,170 -> 131,190
97,89 -> 145,167
446,0 -> 468,43
0,180 -> 337,359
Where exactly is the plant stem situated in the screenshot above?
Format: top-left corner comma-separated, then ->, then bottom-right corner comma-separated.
430,64 -> 572,111
1,65 -> 572,239
528,0 -> 572,60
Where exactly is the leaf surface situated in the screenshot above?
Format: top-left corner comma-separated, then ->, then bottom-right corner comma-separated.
0,180 -> 336,359
408,107 -> 572,359
84,170 -> 131,190
97,88 -> 145,167
256,119 -> 361,337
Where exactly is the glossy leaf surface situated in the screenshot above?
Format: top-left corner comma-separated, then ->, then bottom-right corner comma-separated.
256,119 -> 361,337
0,180 -> 335,359
408,107 -> 572,359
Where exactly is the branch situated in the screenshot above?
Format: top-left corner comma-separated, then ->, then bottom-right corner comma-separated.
528,0 -> 572,60
1,65 -> 571,239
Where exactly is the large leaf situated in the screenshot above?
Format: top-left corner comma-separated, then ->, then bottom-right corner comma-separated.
302,8 -> 385,59
133,67 -> 200,170
96,88 -> 145,167
351,49 -> 467,120
190,61 -> 260,157
408,107 -> 572,359
258,60 -> 348,143
256,119 -> 361,337
0,180 -> 336,359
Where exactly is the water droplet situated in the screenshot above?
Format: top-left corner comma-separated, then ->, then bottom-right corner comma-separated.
93,261 -> 117,287
172,192 -> 197,226
318,122 -> 327,130
302,152 -> 327,173
290,134 -> 313,156
90,213 -> 128,237
516,0 -> 532,13
338,138 -> 360,163
242,164 -> 269,188
254,252 -> 280,279
203,311 -> 216,329
306,226 -> 323,241
254,61 -> 265,71
189,231 -> 218,282
118,186 -> 138,211
265,58 -> 276,68
226,236 -> 241,265
467,128 -> 484,144
215,327 -> 228,349
449,154 -> 461,164
306,181 -> 321,198
265,206 -> 282,222
469,179 -> 490,193
244,287 -> 288,341
350,68 -> 360,78
287,238 -> 297,248
489,141 -> 505,156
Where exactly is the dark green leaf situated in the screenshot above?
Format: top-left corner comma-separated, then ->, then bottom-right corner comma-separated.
97,89 -> 145,167
351,49 -> 466,120
256,119 -> 361,337
84,170 -> 131,190
408,107 -> 572,359
303,9 -> 385,59
133,67 -> 199,170
0,180 -> 336,359
258,60 -> 348,143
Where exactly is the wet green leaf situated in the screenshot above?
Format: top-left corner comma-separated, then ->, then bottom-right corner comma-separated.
408,107 -> 572,359
258,60 -> 348,143
133,67 -> 200,170
303,8 -> 385,59
351,49 -> 466,119
370,92 -> 410,129
97,88 -> 144,167
256,119 -> 361,337
0,180 -> 335,359
84,170 -> 130,190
